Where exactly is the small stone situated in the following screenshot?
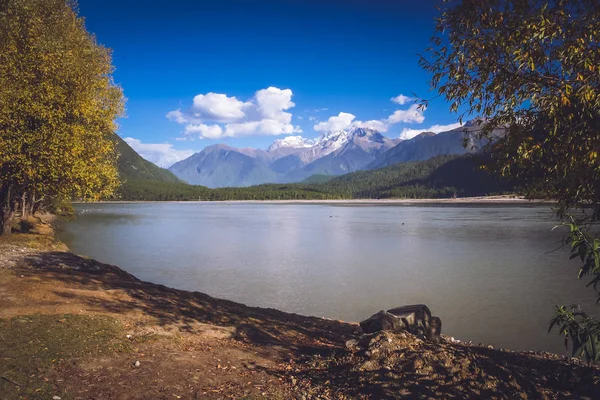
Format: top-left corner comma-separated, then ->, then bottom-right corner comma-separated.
487,345 -> 494,350
126,334 -> 132,339
134,360 -> 140,367
53,397 -> 61,400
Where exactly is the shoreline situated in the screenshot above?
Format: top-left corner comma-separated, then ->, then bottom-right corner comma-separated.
2,229 -> 598,398
76,195 -> 557,205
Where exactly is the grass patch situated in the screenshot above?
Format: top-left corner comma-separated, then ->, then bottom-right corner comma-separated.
0,233 -> 67,251
0,314 -> 124,399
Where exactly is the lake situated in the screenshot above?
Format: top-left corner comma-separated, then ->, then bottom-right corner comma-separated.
56,202 -> 598,355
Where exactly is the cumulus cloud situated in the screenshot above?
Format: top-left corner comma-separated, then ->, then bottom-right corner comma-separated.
190,92 -> 249,122
390,94 -> 413,105
354,119 -> 389,132
224,119 -> 300,137
385,104 -> 425,124
123,137 -> 194,168
315,103 -> 426,134
166,110 -> 188,124
168,86 -> 301,139
184,124 -> 224,140
399,122 -> 463,140
313,112 -> 356,133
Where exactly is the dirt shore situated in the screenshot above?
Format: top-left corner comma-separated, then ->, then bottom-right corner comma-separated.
1,224 -> 598,399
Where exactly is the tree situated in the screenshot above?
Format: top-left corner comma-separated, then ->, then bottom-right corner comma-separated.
0,0 -> 124,234
421,0 -> 600,361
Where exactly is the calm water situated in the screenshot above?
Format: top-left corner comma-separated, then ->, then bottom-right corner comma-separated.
56,202 -> 598,355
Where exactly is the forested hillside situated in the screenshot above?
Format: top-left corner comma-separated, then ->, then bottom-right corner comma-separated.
115,135 -> 181,184
116,155 -> 513,201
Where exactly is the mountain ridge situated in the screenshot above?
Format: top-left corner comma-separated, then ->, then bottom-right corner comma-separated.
168,120 -> 495,188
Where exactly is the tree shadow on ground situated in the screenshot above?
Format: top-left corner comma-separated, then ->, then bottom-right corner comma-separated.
18,251 -> 600,399
20,251 -> 357,358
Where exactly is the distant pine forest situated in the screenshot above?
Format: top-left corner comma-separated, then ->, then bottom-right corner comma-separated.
115,154 -> 515,202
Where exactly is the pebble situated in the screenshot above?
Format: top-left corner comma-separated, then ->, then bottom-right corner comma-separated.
126,334 -> 132,339
53,397 -> 61,400
134,360 -> 140,367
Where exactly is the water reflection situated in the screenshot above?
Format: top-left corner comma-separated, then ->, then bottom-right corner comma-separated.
56,202 -> 598,355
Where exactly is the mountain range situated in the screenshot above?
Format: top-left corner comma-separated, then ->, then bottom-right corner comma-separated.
168,120 -> 498,188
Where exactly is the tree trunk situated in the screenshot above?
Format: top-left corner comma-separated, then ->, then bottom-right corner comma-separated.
21,191 -> 28,219
0,184 -> 15,235
29,191 -> 37,217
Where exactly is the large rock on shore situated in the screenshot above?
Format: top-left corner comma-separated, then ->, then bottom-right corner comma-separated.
359,304 -> 442,343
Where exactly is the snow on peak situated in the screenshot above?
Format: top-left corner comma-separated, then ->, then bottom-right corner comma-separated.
347,126 -> 376,136
267,135 -> 316,152
316,129 -> 351,152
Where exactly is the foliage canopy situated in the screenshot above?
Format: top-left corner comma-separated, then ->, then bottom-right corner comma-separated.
421,0 -> 600,217
421,0 -> 600,361
0,0 -> 124,234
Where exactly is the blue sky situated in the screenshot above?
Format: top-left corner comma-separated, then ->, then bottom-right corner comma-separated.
79,0 -> 461,167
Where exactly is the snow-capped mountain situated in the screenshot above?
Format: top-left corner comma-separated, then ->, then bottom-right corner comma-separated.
266,135 -> 317,159
168,123 -> 484,187
283,127 -> 399,180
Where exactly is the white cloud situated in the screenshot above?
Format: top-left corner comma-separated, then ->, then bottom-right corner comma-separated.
184,124 -> 224,140
254,87 -> 294,122
399,122 -> 462,140
123,137 -> 194,168
313,112 -> 356,133
385,104 -> 425,124
390,94 -> 413,105
168,86 -> 301,139
308,116 -> 317,121
224,119 -> 301,137
354,119 -> 389,132
191,92 -> 250,123
166,110 -> 188,124
315,103 -> 426,134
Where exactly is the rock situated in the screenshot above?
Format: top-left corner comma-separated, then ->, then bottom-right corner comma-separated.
427,316 -> 442,343
359,310 -> 405,334
360,304 -> 443,343
134,360 -> 140,367
345,339 -> 358,349
53,397 -> 61,400
387,304 -> 432,336
126,334 -> 132,339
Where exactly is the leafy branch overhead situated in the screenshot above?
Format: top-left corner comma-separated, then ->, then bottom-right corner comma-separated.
420,0 -> 600,218
423,0 -> 600,361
